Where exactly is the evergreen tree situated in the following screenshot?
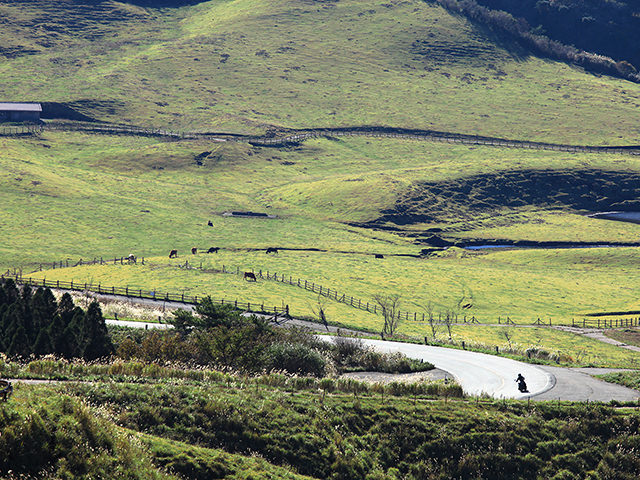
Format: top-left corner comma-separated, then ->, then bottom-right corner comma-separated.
1,278 -> 20,305
31,288 -> 58,330
8,325 -> 30,357
2,306 -> 21,350
81,301 -> 113,360
61,323 -> 81,359
33,329 -> 52,356
57,293 -> 76,325
47,314 -> 66,355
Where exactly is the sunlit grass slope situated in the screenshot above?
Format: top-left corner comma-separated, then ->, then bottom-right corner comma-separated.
3,132 -> 640,270
0,0 -> 639,142
30,246 -> 640,326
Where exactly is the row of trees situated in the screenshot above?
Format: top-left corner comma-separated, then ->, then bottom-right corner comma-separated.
0,279 -> 113,359
434,0 -> 640,82
474,0 -> 640,69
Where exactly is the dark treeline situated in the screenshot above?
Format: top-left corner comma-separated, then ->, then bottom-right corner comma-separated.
0,279 -> 113,359
434,0 -> 640,82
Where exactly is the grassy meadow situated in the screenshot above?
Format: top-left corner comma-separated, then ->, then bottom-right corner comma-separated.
0,0 -> 639,369
0,0 -> 639,143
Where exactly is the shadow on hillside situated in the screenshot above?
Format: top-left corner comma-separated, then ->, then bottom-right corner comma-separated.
41,100 -> 126,122
119,0 -> 208,6
370,169 -> 640,225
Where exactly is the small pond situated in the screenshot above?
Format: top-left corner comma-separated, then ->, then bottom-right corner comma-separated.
589,211 -> 640,224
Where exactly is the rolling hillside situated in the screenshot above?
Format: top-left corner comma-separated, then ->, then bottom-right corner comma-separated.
0,0 -> 639,143
0,0 -> 639,339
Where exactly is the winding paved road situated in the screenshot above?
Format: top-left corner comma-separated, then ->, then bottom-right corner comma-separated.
105,314 -> 640,402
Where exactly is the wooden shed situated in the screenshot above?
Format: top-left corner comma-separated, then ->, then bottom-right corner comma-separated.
0,103 -> 42,122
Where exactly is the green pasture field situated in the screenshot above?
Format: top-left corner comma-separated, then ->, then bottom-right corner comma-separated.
28,248 -> 640,367
3,132 -> 640,270
26,246 -> 640,324
1,0 -> 640,143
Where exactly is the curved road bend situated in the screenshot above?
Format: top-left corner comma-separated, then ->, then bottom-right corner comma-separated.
90,293 -> 639,401
350,338 -> 553,399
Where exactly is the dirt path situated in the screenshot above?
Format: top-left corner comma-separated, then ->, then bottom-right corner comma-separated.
554,326 -> 640,353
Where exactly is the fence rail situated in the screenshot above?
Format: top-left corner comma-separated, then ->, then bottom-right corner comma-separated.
218,264 -> 482,325
2,122 -> 639,156
245,129 -> 640,156
14,258 -> 640,329
3,275 -> 288,316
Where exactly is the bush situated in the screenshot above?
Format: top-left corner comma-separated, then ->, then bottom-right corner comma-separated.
263,342 -> 327,377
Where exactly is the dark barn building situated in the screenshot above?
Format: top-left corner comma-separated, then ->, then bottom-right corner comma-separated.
0,103 -> 42,122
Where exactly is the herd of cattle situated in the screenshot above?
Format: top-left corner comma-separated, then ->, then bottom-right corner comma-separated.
169,247 -> 278,258
163,246 -> 385,282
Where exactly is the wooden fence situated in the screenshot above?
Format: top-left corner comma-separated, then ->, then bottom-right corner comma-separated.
0,124 -> 44,136
217,264 -> 481,325
15,258 -> 640,329
2,121 -> 639,156
43,256 -> 146,270
571,317 -> 640,329
247,129 -> 640,156
4,275 -> 288,316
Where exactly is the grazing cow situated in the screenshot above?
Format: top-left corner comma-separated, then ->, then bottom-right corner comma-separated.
191,247 -> 198,255
207,247 -> 220,254
266,247 -> 279,254
127,254 -> 137,264
169,249 -> 178,258
374,254 -> 384,259
244,272 -> 257,282
207,220 -> 213,227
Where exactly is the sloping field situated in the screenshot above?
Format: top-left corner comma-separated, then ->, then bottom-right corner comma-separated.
3,132 -> 640,269
0,0 -> 639,143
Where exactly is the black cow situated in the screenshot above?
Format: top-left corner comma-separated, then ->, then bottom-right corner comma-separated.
207,247 -> 220,254
169,249 -> 178,258
244,272 -> 257,282
191,247 -> 198,255
374,254 -> 384,259
266,247 -> 279,254
207,220 -> 213,226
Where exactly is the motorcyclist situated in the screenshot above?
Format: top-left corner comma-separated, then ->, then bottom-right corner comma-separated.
516,373 -> 528,393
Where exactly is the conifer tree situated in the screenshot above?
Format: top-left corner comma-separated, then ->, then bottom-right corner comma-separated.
33,329 -> 52,356
81,301 -> 113,360
8,325 -> 30,357
1,279 -> 20,305
57,293 -> 76,325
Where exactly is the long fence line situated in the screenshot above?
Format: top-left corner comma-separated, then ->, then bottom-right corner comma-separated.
3,275 -> 288,316
247,129 -> 640,155
219,264 -> 640,329
13,257 -> 640,329
2,121 -> 639,156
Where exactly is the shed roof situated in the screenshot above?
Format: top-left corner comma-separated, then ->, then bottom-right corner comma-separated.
0,103 -> 42,112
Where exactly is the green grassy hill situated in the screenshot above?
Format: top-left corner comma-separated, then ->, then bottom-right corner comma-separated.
1,0 -> 640,143
1,0 -> 640,359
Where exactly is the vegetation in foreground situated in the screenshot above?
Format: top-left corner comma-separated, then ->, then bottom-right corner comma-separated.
3,380 -> 640,479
